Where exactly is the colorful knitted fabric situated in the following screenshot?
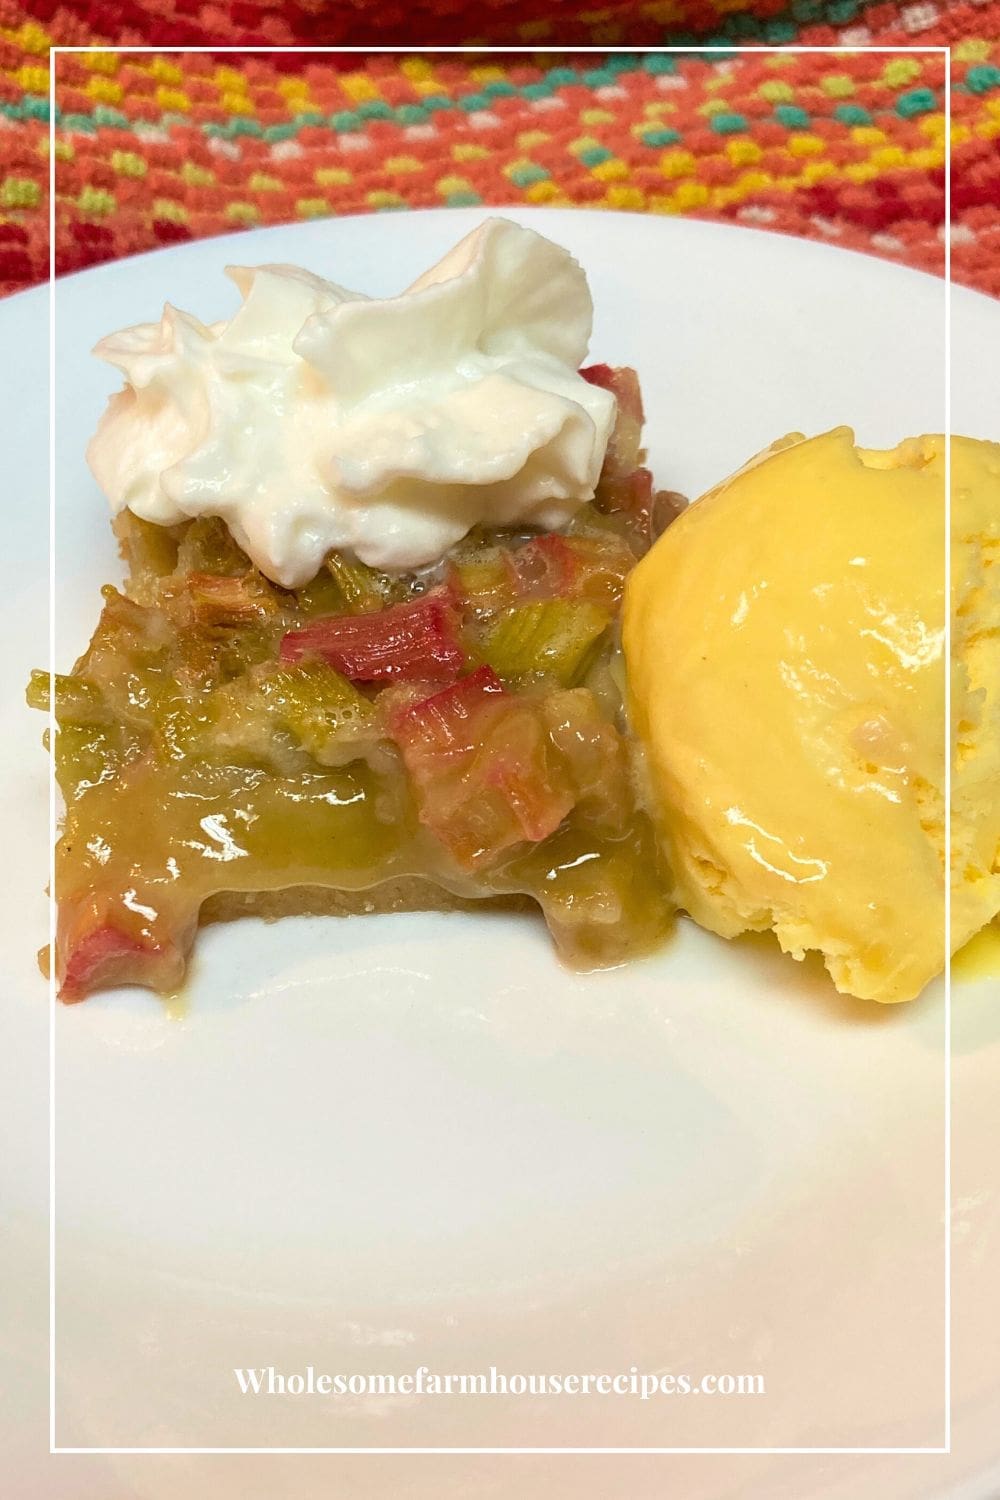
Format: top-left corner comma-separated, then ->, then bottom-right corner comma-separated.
2,0 -> 998,51
1,6 -> 999,299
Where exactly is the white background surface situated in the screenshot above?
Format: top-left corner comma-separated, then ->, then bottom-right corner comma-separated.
2,208 -> 998,1497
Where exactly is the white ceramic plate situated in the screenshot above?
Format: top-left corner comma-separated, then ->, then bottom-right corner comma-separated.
2,209 -> 998,1499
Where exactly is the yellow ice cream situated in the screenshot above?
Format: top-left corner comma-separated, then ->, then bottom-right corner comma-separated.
951,436 -> 1000,954
624,427 -> 1000,1003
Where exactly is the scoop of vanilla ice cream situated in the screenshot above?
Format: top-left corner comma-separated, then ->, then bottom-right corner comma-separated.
623,427 -> 988,1003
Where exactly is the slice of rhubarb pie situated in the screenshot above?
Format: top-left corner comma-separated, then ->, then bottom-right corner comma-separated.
31,218 -> 684,1001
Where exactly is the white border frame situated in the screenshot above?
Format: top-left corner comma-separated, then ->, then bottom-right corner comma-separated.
46,41 -> 953,1458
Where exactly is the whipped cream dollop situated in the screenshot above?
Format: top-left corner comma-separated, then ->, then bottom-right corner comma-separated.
87,218 -> 616,587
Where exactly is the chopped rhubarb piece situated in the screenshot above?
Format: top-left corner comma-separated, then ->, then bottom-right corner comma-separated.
447,549 -> 514,617
580,362 -> 616,389
388,668 -> 571,866
508,533 -> 633,611
26,669 -> 108,725
452,529 -> 637,619
598,464 -> 652,515
595,469 -> 687,547
184,571 -> 278,628
477,709 -> 573,845
56,884 -> 191,1002
542,688 -> 631,835
280,586 -> 465,683
325,552 -> 398,615
387,666 -> 505,757
595,465 -> 655,544
206,659 -> 379,769
482,600 -> 610,685
563,533 -> 635,608
650,488 -> 689,537
175,515 -> 251,577
581,364 -> 644,479
506,534 -> 578,598
59,921 -> 169,1003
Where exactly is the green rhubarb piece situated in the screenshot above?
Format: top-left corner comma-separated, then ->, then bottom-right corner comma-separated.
255,660 -> 374,760
26,669 -> 108,724
325,552 -> 398,614
150,662 -> 376,769
451,550 -> 509,602
481,600 -> 611,685
176,516 -> 249,576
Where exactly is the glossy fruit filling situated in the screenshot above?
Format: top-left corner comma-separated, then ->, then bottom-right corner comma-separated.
31,366 -> 685,1000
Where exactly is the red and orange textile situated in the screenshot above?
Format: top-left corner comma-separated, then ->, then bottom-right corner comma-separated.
0,2 -> 998,299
